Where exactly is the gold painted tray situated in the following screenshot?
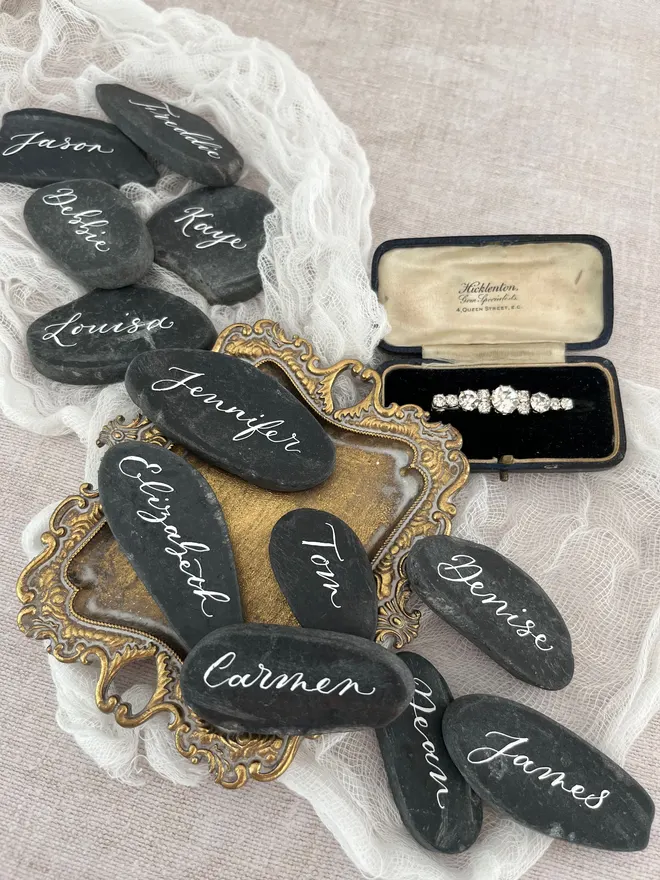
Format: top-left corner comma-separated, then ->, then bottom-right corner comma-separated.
17,320 -> 468,788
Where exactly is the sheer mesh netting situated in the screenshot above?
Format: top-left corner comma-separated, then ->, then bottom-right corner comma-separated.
7,3 -> 660,880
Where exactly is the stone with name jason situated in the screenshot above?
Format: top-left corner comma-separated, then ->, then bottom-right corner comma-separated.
407,535 -> 574,690
24,178 -> 153,289
180,623 -> 415,735
125,348 -> 336,492
96,84 -> 243,186
0,108 -> 157,187
147,185 -> 273,305
269,508 -> 377,639
443,694 -> 655,851
376,652 -> 482,853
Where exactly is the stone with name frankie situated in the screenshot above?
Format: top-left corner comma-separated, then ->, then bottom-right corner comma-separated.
180,623 -> 415,735
26,286 -> 216,384
98,441 -> 242,652
147,185 -> 273,305
0,108 -> 157,188
96,84 -> 243,186
376,652 -> 482,853
442,694 -> 655,851
125,348 -> 336,492
24,179 -> 153,289
407,535 -> 574,690
269,508 -> 377,639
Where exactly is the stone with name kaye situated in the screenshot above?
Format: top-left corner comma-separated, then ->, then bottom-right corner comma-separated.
442,695 -> 655,851
269,508 -> 377,639
98,441 -> 242,651
147,185 -> 273,305
26,286 -> 216,385
96,84 -> 243,186
125,348 -> 336,492
376,652 -> 482,853
180,623 -> 415,735
0,108 -> 157,188
407,535 -> 574,690
24,179 -> 153,289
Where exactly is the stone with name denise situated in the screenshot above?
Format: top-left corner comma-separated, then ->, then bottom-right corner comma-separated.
180,623 -> 415,735
407,535 -> 574,690
98,441 -> 242,652
443,694 -> 655,851
269,508 -> 377,639
0,108 -> 157,188
24,179 -> 153,289
125,348 -> 336,492
147,185 -> 273,305
96,84 -> 243,186
26,286 -> 216,385
376,652 -> 482,853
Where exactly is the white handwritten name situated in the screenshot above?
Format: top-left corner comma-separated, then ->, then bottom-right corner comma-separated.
2,131 -> 114,157
150,367 -> 301,453
436,555 -> 553,652
203,651 -> 377,696
118,455 -> 231,617
42,311 -> 174,348
174,206 -> 246,250
128,98 -> 225,159
301,522 -> 344,609
41,188 -> 110,252
410,677 -> 449,808
467,730 -> 610,809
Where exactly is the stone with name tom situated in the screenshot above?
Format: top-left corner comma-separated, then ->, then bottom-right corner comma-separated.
98,440 -> 243,652
180,623 -> 415,735
442,694 -> 655,851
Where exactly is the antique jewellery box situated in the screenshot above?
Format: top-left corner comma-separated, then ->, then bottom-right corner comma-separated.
374,234 -> 625,476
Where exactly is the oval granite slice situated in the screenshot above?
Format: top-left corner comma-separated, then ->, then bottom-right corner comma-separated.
376,652 -> 482,853
407,535 -> 574,690
0,108 -> 157,187
125,348 -> 336,492
98,441 -> 243,652
180,623 -> 415,735
26,286 -> 216,385
95,84 -> 243,187
443,695 -> 655,851
24,179 -> 153,289
269,508 -> 377,639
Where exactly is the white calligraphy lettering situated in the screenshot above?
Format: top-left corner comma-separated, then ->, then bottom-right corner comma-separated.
410,677 -> 449,808
127,99 -> 225,159
174,206 -> 246,250
41,311 -> 174,348
41,188 -> 110,252
2,131 -> 114,157
301,522 -> 344,609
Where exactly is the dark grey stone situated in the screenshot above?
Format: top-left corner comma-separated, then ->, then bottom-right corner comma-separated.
407,536 -> 574,690
124,348 -> 336,492
376,652 -> 482,853
24,179 -> 153,289
180,623 -> 415,735
95,84 -> 243,186
26,286 -> 216,385
0,108 -> 157,188
442,694 -> 655,851
147,186 -> 272,305
98,440 -> 242,652
269,508 -> 377,639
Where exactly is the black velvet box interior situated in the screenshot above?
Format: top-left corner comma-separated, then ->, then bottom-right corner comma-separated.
373,235 -> 625,474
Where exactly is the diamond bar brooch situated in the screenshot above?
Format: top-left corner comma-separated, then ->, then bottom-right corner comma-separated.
431,385 -> 574,415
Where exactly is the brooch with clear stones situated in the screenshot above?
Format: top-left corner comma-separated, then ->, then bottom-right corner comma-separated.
431,386 -> 574,415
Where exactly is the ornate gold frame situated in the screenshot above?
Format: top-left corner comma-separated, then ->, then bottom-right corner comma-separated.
17,320 -> 468,788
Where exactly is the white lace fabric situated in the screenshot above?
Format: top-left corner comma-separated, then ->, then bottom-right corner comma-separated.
5,3 -> 660,880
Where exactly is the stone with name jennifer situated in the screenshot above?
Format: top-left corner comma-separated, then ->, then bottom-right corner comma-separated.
96,84 -> 243,186
98,441 -> 242,651
376,652 -> 482,853
147,185 -> 273,305
24,179 -> 153,289
125,348 -> 336,492
0,108 -> 157,188
407,535 -> 574,690
180,623 -> 415,735
443,694 -> 655,851
27,285 -> 216,385
269,508 -> 377,639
